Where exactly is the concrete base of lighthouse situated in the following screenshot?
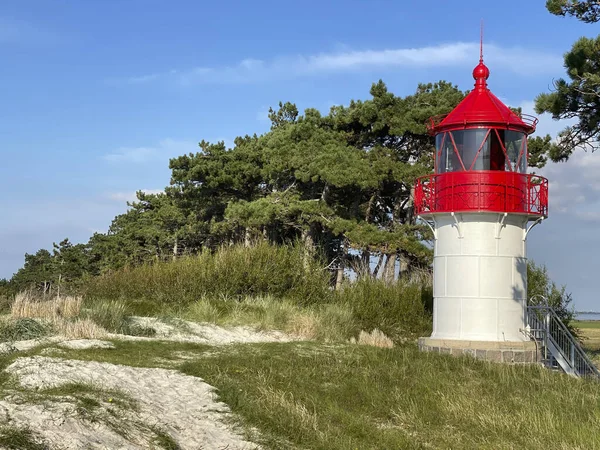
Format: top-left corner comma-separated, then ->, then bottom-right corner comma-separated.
418,338 -> 540,364
418,212 -> 541,363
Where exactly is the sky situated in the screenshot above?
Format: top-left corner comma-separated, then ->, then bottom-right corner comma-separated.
0,0 -> 598,309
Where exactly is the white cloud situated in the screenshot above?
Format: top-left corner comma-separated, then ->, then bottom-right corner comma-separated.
119,42 -> 562,86
104,138 -> 197,164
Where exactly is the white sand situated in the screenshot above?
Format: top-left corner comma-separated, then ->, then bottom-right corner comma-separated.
6,356 -> 259,449
116,317 -> 294,345
0,320 -> 296,448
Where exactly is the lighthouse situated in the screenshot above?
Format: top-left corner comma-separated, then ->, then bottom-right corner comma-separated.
415,51 -> 549,361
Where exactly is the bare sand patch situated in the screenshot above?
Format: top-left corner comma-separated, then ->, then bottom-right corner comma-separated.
116,317 -> 294,345
6,356 -> 258,449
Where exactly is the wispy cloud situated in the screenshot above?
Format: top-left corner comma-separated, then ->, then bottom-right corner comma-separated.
107,189 -> 164,203
117,42 -> 562,86
104,138 -> 197,164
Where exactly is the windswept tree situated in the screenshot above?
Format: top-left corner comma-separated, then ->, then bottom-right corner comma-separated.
10,79 -> 473,288
167,80 -> 467,283
535,0 -> 600,160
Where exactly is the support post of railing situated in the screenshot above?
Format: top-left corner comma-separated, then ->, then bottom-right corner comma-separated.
544,310 -> 550,363
571,343 -> 576,374
527,176 -> 531,214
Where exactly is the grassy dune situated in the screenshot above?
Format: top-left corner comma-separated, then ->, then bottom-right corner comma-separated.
1,246 -> 597,449
45,339 -> 600,450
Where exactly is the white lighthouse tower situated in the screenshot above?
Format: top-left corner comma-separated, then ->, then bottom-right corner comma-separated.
415,52 -> 549,361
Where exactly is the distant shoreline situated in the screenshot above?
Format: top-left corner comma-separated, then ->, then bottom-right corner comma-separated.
575,312 -> 600,321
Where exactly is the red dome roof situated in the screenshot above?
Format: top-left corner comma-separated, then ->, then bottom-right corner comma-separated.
428,59 -> 538,135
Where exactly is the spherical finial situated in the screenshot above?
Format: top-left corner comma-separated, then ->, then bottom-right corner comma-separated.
472,61 -> 490,81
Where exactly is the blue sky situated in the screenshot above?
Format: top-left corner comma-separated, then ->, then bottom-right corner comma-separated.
0,1 -> 597,309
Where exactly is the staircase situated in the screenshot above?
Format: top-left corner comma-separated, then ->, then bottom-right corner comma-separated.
526,301 -> 600,379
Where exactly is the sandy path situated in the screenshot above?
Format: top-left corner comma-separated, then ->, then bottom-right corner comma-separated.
6,355 -> 259,449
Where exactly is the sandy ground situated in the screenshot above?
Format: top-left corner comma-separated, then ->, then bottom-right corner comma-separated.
0,320 -> 294,449
118,317 -> 294,345
6,356 -> 258,449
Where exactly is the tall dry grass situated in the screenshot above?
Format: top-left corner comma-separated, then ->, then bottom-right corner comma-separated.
8,292 -> 106,339
11,292 -> 82,320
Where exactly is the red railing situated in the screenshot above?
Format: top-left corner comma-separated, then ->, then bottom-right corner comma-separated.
414,172 -> 548,217
427,113 -> 538,133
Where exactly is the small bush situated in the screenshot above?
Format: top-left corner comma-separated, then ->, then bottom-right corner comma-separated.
0,318 -> 49,342
351,329 -> 394,348
83,300 -> 127,332
82,300 -> 155,336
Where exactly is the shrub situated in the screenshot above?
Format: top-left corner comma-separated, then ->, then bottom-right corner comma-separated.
0,318 -> 49,342
335,278 -> 432,341
85,242 -> 331,307
82,300 -> 156,337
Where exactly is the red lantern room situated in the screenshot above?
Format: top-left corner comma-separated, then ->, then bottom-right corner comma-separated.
414,56 -> 548,218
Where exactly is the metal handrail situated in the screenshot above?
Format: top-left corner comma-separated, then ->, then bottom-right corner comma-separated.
414,172 -> 549,217
527,303 -> 600,379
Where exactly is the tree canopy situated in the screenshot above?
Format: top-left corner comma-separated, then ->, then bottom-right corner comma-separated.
6,76 -> 556,293
534,0 -> 600,160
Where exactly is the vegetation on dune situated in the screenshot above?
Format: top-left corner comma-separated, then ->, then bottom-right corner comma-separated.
183,342 -> 600,450
40,338 -> 600,450
0,425 -> 49,450
84,242 -> 331,307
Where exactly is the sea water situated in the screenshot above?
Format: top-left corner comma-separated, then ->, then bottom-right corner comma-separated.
575,312 -> 600,321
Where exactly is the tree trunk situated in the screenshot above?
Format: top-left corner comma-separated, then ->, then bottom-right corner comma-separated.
372,253 -> 385,279
321,183 -> 330,204
57,273 -> 62,299
244,228 -> 252,248
406,186 -> 416,225
365,191 -> 377,222
359,248 -> 371,279
172,237 -> 178,261
399,254 -> 409,279
383,252 -> 397,285
335,239 -> 347,290
301,225 -> 316,270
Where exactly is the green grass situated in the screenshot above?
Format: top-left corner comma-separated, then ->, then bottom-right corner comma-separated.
0,425 -> 49,450
80,243 -> 433,344
82,300 -> 157,337
51,339 -> 211,369
577,321 -> 600,366
84,242 -> 332,307
151,426 -> 181,450
28,338 -> 600,450
182,295 -> 357,342
573,320 -> 600,329
179,341 -> 600,450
